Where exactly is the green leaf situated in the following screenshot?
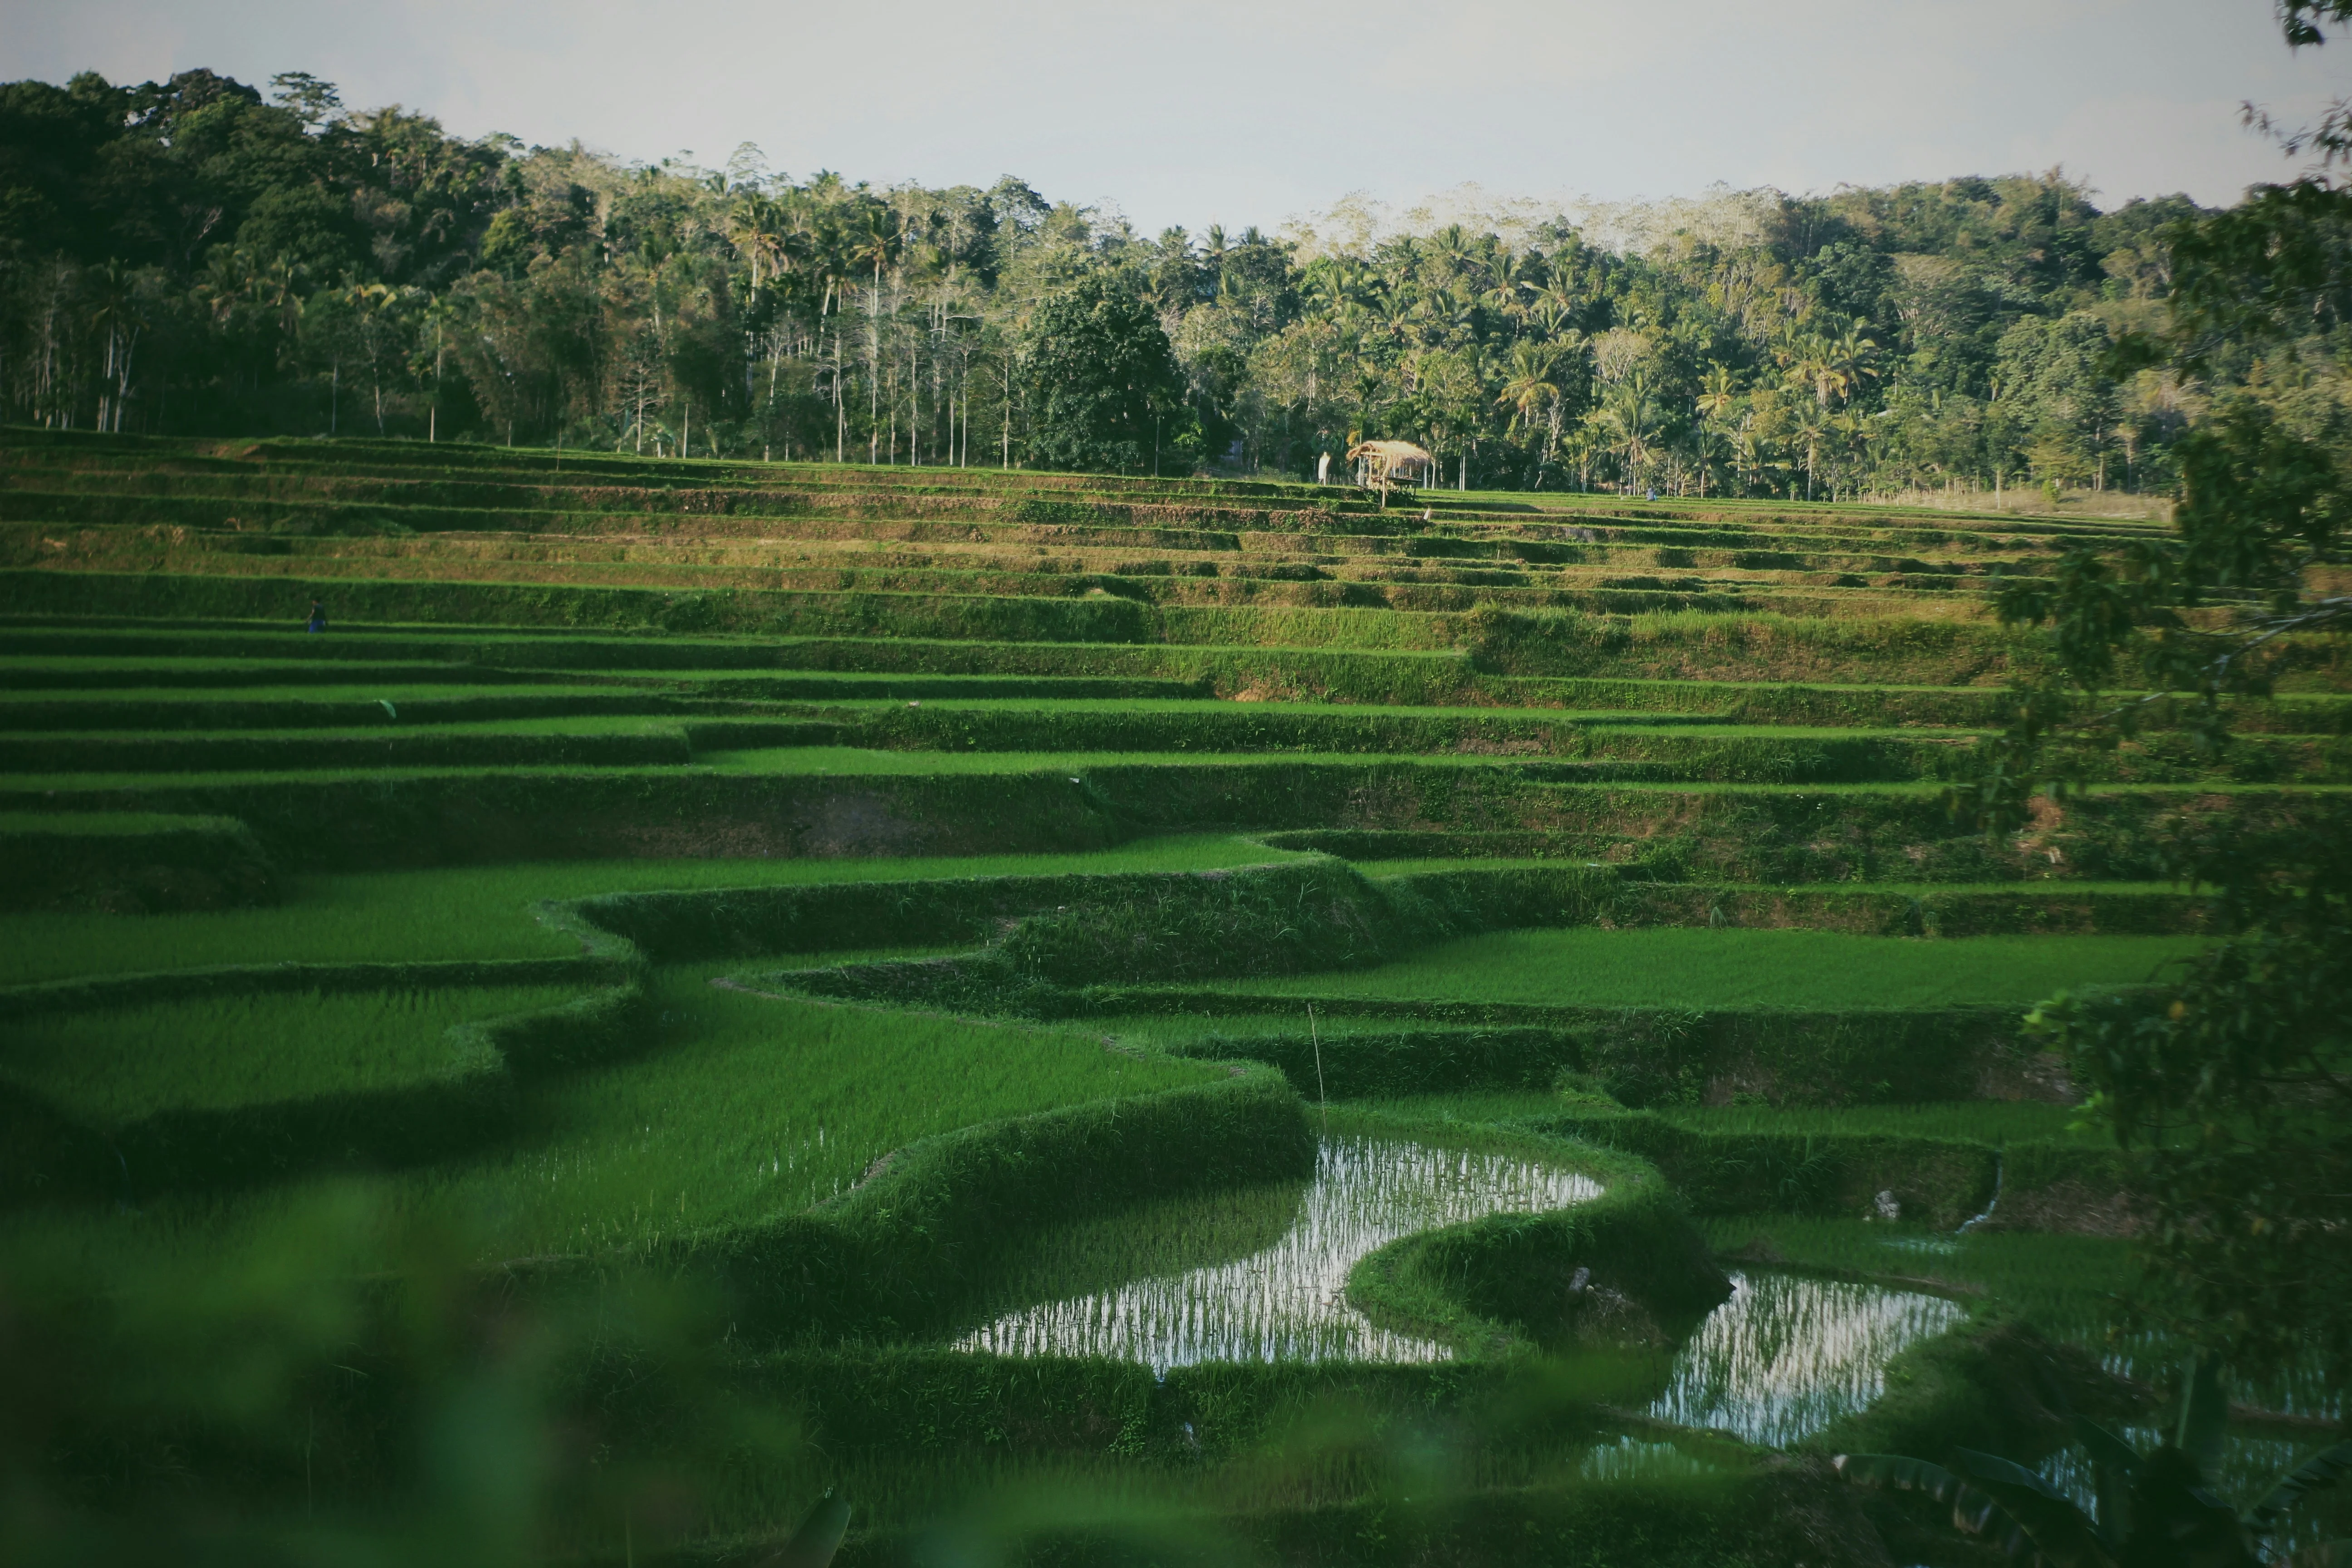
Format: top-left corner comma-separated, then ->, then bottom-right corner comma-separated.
1953,1447 -> 2080,1506
1834,1453 -> 2041,1561
2175,1354 -> 2229,1476
768,1489 -> 851,1568
2247,1442 -> 2352,1534
1948,1449 -> 2118,1564
2071,1417 -> 2142,1540
2071,1418 -> 2143,1480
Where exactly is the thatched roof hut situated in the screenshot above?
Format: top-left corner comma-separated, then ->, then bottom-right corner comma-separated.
1346,440 -> 1435,480
1345,440 -> 1435,506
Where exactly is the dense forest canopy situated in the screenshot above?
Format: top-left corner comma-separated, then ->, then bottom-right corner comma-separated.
0,65 -> 2340,499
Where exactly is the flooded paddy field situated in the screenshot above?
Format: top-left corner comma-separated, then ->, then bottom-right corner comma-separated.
955,1137 -> 1602,1367
954,1132 -> 1971,1455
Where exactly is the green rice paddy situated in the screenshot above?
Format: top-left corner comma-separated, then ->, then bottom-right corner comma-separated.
0,983 -> 574,1126
432,973 -> 1217,1252
0,834 -> 1307,983
1197,928 -> 2204,1009
15,967 -> 1220,1270
955,1133 -> 1602,1369
1641,1101 -> 2102,1145
5,434 -> 2345,1563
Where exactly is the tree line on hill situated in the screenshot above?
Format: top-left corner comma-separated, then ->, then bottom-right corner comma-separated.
3,64 -> 2338,499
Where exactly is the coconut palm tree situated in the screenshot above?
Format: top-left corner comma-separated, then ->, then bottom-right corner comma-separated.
342,280 -> 405,435
1598,367 -> 1660,493
87,261 -> 144,434
1730,419 -> 1784,497
1369,282 -> 1417,355
727,192 -> 778,292
848,206 -> 905,461
1529,297 -> 1578,343
1791,399 -> 1831,499
1824,319 -> 1881,407
1695,362 -> 1738,426
1495,342 -> 1563,484
1779,334 -> 1844,409
1483,250 -> 1541,326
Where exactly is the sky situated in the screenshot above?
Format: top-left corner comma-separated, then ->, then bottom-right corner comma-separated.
7,0 -> 2352,236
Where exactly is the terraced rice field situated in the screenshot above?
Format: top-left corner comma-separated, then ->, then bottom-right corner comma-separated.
4,429 -> 2347,1565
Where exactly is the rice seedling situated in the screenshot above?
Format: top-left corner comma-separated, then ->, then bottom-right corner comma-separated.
1657,1103 -> 2102,1146
1711,1217 -> 2338,1421
9,714 -> 696,742
955,1137 -> 1601,1370
0,834 -> 1307,984
0,682 -> 633,705
0,809 -> 220,835
2,966 -> 1221,1272
1086,1010 -> 1482,1045
6,437 -> 2346,1558
1202,928 -> 2205,1010
1646,1270 -> 1966,1447
699,746 -> 1470,775
0,983 -> 575,1126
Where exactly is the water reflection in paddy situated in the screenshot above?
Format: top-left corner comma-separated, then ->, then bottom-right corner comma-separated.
1648,1270 -> 1967,1447
957,1137 -> 1601,1372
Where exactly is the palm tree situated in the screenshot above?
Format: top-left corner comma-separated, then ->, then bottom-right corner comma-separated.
1495,342 -> 1563,484
848,206 -> 904,462
1837,1359 -> 2352,1568
1370,282 -> 1417,355
1730,420 -> 1783,497
1429,224 -> 1475,286
1832,407 -> 1884,500
1535,276 -> 1581,329
343,281 -> 404,436
1695,363 -> 1737,425
87,261 -> 144,434
1599,368 -> 1659,493
1689,363 -> 1740,497
727,192 -> 776,292
1483,250 -> 1540,326
1824,319 -> 1881,407
1304,255 -> 1366,318
1529,297 -> 1579,343
1791,399 -> 1831,499
1779,335 -> 1844,408
1349,362 -> 1387,439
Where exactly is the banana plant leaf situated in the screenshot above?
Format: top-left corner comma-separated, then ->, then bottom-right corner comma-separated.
2073,1416 -> 2142,1542
2247,1443 -> 2352,1535
1835,1453 -> 2043,1562
2175,1353 -> 2229,1477
1950,1447 -> 2121,1566
2073,1417 -> 2146,1482
766,1489 -> 851,1568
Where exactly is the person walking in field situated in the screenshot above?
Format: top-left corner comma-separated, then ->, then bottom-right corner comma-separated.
305,598 -> 327,633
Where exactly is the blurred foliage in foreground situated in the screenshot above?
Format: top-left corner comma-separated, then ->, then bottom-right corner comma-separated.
0,1190 -> 809,1567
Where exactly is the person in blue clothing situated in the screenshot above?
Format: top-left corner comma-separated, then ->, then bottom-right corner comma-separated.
305,598 -> 327,633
